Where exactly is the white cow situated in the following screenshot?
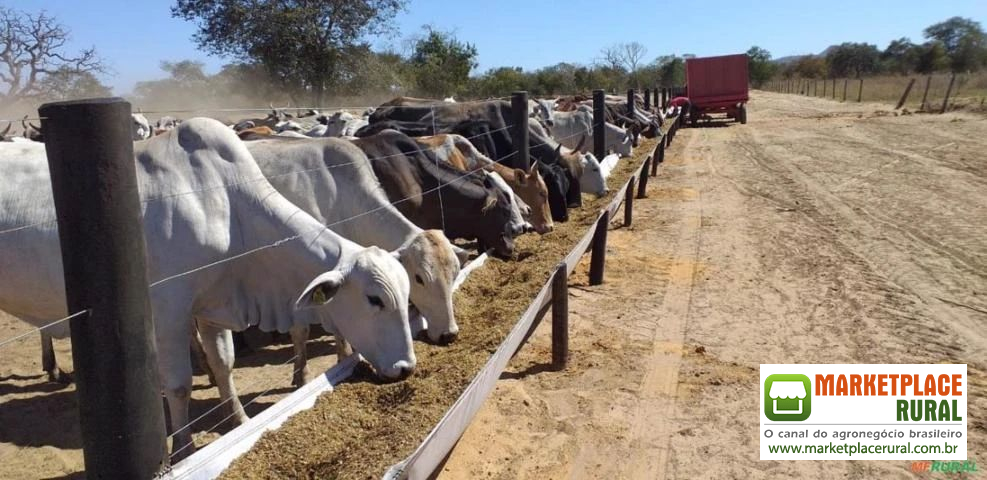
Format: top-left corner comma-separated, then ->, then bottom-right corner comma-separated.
0,118 -> 415,460
528,98 -> 556,127
551,107 -> 634,157
247,137 -> 467,356
132,113 -> 151,140
530,121 -> 608,196
321,111 -> 369,137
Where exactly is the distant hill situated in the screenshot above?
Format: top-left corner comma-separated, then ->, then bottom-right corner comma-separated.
773,46 -> 838,64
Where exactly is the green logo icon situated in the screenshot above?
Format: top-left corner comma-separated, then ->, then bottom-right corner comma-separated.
764,374 -> 812,421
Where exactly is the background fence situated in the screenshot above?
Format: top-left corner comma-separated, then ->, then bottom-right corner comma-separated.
763,72 -> 987,113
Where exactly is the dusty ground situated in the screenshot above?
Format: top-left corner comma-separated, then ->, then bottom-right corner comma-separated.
439,91 -> 987,479
0,314 -> 338,479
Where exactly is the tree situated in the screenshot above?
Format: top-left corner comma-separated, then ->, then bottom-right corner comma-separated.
599,42 -> 648,80
924,16 -> 987,72
656,55 -> 685,87
37,69 -> 111,101
172,0 -> 406,104
826,42 -> 881,77
747,46 -> 777,87
470,66 -> 527,98
913,41 -> 950,74
408,27 -> 477,97
792,56 -> 827,78
134,60 -> 210,103
881,38 -> 918,75
0,8 -> 104,107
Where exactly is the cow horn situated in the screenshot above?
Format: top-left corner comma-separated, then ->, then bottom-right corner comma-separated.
1,122 -> 11,136
528,160 -> 539,175
574,134 -> 586,153
481,194 -> 497,213
29,122 -> 40,131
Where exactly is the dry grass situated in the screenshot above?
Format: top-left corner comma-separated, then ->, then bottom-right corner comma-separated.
766,72 -> 987,113
220,138 -> 660,480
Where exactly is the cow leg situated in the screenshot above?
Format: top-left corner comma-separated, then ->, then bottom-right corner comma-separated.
157,317 -> 196,463
190,325 -> 217,387
196,320 -> 248,428
289,324 -> 310,388
40,332 -> 71,384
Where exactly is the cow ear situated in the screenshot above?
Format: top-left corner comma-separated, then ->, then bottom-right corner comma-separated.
513,169 -> 527,186
481,194 -> 497,213
451,245 -> 471,267
295,271 -> 344,309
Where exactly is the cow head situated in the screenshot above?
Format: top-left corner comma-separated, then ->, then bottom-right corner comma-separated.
511,161 -> 553,234
132,113 -> 151,141
577,151 -> 608,197
296,246 -> 415,381
395,230 -> 461,345
475,173 -> 517,258
537,160 -> 570,223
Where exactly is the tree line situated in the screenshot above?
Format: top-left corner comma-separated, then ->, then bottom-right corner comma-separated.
747,16 -> 986,87
0,2 -> 982,110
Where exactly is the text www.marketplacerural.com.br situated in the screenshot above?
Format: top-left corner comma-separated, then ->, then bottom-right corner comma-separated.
767,442 -> 959,457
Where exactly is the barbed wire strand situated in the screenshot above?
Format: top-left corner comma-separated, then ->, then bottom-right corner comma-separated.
0,309 -> 89,350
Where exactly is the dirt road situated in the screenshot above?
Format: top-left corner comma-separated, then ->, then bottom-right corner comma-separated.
440,91 -> 987,479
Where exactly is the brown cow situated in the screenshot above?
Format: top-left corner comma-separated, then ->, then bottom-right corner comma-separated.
416,133 -> 553,234
237,125 -> 276,140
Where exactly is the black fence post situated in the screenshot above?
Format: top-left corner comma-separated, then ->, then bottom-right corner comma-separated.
637,157 -> 650,199
653,139 -> 665,175
627,88 -> 636,116
551,263 -> 568,369
661,88 -> 668,110
832,78 -> 836,99
593,89 -> 606,161
511,91 -> 530,171
920,76 -> 932,111
896,78 -> 917,109
589,211 -> 609,285
624,175 -> 635,227
941,74 -> 957,114
644,88 -> 651,111
857,78 -> 864,102
39,98 -> 167,479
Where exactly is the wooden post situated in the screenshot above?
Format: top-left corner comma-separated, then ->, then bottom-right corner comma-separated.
940,74 -> 956,114
644,88 -> 651,110
895,78 -> 916,109
813,80 -> 818,96
857,78 -> 864,102
39,98 -> 167,479
637,158 -> 650,199
832,78 -> 836,99
919,75 -> 932,111
823,78 -> 828,97
593,89 -> 606,161
511,91 -> 530,171
842,79 -> 848,102
624,175 -> 635,227
589,211 -> 609,285
551,263 -> 568,368
660,87 -> 667,110
627,88 -> 636,117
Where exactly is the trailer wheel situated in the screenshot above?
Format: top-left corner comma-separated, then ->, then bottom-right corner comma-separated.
738,105 -> 748,124
690,107 -> 699,127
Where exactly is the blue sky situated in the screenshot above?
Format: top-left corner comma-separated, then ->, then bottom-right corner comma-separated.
16,0 -> 986,94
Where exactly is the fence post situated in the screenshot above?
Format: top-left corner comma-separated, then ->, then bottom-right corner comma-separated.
857,78 -> 864,102
551,263 -> 568,368
940,74 -> 956,114
627,88 -> 636,116
637,158 -> 650,198
842,79 -> 848,102
511,91 -> 530,171
39,98 -> 167,479
920,76 -> 932,111
624,175 -> 635,227
823,78 -> 828,97
593,89 -> 606,161
832,78 -> 836,99
895,78 -> 917,109
644,88 -> 651,111
589,211 -> 609,285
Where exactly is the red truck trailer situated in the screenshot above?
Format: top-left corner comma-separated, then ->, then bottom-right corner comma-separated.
684,54 -> 750,125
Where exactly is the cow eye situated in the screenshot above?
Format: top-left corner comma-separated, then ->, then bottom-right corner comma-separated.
367,295 -> 384,309
415,274 -> 424,284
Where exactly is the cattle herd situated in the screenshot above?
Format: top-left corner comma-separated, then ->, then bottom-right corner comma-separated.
0,94 -> 665,462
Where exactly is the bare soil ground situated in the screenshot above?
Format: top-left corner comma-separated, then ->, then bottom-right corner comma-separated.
0,314 -> 339,479
439,91 -> 987,479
